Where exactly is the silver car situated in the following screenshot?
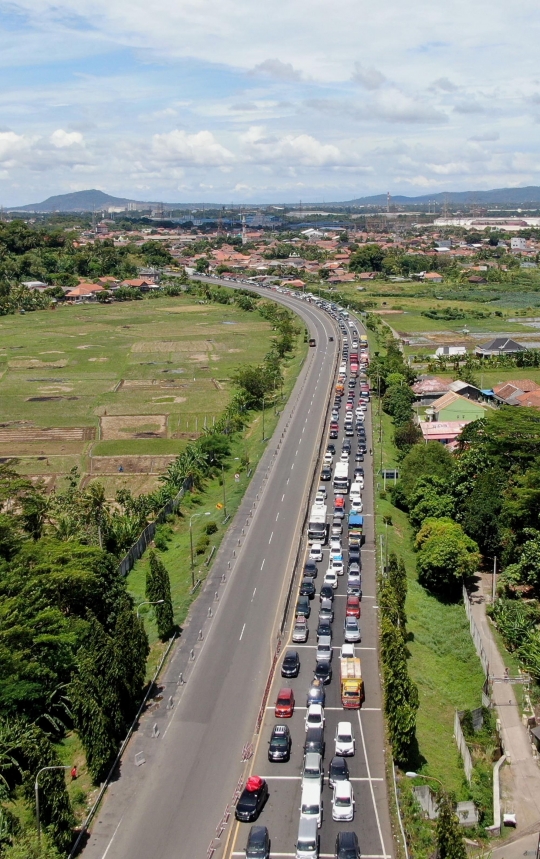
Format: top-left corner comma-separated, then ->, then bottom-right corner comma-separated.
343,617 -> 361,643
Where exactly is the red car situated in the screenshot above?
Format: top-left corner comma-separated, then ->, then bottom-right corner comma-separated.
275,687 -> 295,718
346,595 -> 361,618
334,495 -> 345,509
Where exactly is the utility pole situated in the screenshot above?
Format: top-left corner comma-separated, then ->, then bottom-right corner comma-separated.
492,556 -> 497,603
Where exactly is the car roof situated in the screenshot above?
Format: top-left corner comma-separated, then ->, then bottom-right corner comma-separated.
285,649 -> 298,658
248,825 -> 268,843
272,724 -> 289,736
334,780 -> 352,796
278,687 -> 293,696
337,830 -> 358,849
337,720 -> 352,731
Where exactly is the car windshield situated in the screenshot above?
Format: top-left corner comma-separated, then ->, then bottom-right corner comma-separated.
301,804 -> 320,815
271,737 -> 288,747
277,697 -> 290,706
335,796 -> 351,807
338,733 -> 352,742
237,793 -> 257,809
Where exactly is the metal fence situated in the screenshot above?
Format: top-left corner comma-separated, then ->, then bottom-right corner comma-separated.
454,710 -> 474,783
117,478 -> 191,577
462,585 -> 490,678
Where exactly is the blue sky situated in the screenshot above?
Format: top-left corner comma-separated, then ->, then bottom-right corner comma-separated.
0,0 -> 539,205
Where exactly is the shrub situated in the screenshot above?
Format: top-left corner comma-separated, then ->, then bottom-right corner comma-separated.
195,534 -> 210,555
205,521 -> 218,535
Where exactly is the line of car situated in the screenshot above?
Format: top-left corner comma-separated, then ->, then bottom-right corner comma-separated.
236,316 -> 371,859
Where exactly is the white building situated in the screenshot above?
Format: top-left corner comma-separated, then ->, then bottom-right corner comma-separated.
511,237 -> 527,250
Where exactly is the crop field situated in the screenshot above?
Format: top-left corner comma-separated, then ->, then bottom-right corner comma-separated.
0,297 -> 279,494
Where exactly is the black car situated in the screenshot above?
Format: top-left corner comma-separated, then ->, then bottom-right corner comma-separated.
335,831 -> 360,859
321,467 -> 332,481
296,595 -> 311,617
354,452 -> 364,463
245,826 -> 270,859
304,561 -> 318,579
304,726 -> 325,757
313,661 -> 332,685
235,779 -> 269,822
268,725 -> 292,762
326,444 -> 336,454
319,584 -> 334,602
349,548 -> 361,566
328,755 -> 349,787
316,620 -> 332,639
281,649 -> 300,678
342,441 -> 352,452
353,467 -> 364,478
358,444 -> 367,454
299,578 -> 316,599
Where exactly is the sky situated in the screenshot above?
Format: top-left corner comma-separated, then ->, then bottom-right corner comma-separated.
0,0 -> 539,205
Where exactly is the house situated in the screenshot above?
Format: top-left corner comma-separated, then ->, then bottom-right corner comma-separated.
121,278 -> 156,292
419,420 -> 470,446
21,281 -> 49,292
448,380 -> 483,401
434,346 -> 467,358
428,391 -> 487,422
424,272 -> 443,283
411,375 -> 451,405
281,279 -> 305,289
493,379 -> 540,405
65,284 -> 105,300
358,271 -> 377,280
475,338 -> 528,358
516,390 -> 540,409
511,237 -> 527,251
468,275 -> 487,284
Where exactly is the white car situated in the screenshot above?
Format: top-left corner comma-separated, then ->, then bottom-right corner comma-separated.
324,569 -> 338,589
355,408 -> 364,419
350,498 -> 363,514
343,617 -> 361,643
309,543 -> 323,562
339,451 -> 349,462
314,492 -> 326,507
330,555 -> 344,576
329,537 -> 342,553
340,644 -> 354,659
350,483 -> 362,501
332,780 -> 354,822
323,451 -> 333,464
305,703 -> 325,732
335,721 -> 355,756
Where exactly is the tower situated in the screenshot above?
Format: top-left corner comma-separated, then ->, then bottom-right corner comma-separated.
387,191 -> 391,213
241,213 -> 247,245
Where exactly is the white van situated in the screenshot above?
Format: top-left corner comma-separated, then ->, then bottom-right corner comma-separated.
300,780 -> 323,828
350,483 -> 362,503
296,816 -> 319,859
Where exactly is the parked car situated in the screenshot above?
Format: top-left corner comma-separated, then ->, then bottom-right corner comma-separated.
309,543 -> 323,562
345,595 -> 361,618
343,617 -> 361,643
304,561 -> 318,579
306,680 -> 326,707
316,620 -> 332,639
300,578 -> 316,599
281,650 -> 301,678
313,660 -> 332,685
304,727 -> 325,758
335,831 -> 360,859
275,688 -> 295,718
328,756 -> 349,788
332,781 -> 354,822
324,569 -> 338,589
319,598 -> 334,622
293,617 -> 309,643
305,703 -> 325,732
296,596 -> 311,618
235,777 -> 269,822
245,825 -> 270,859
319,585 -> 334,602
321,467 -> 332,481
268,725 -> 292,762
316,637 -> 332,663
335,721 -> 355,756
303,751 -> 324,785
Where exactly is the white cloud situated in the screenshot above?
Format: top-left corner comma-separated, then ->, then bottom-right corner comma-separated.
251,59 -> 302,81
373,89 -> 448,123
50,129 -> 84,147
241,126 -> 345,167
151,130 -> 234,165
430,77 -> 458,92
0,131 -> 29,161
469,131 -> 499,142
351,63 -> 386,90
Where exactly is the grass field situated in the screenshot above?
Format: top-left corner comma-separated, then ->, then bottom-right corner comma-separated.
366,327 -> 486,796
0,296 -> 280,495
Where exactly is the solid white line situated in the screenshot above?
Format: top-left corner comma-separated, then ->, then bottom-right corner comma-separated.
239,623 -> 246,641
100,817 -> 124,859
356,710 -> 387,857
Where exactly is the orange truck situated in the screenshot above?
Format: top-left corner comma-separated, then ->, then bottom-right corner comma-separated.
335,382 -> 344,396
340,655 -> 364,708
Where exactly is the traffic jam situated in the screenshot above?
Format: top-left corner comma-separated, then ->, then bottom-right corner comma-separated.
232,312 -> 387,859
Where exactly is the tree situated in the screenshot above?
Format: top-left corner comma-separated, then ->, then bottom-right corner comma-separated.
415,518 -> 480,597
349,244 -> 385,273
382,384 -> 415,426
503,529 -> 540,590
387,554 -> 407,630
394,420 -> 422,453
112,595 -> 149,720
146,551 -> 175,640
394,442 -> 455,509
231,363 -> 276,407
408,476 -> 455,532
435,792 -> 467,859
379,596 -> 418,764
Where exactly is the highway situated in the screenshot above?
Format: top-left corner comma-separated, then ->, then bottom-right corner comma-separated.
81,291 -> 360,859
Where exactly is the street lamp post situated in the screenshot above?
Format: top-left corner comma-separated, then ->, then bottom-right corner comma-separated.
262,396 -> 266,441
189,511 -> 211,586
35,766 -> 72,845
136,599 -> 165,619
221,464 -> 227,518
405,771 -> 444,789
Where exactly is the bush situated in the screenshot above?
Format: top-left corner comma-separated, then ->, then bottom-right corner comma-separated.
195,534 -> 210,555
205,521 -> 218,535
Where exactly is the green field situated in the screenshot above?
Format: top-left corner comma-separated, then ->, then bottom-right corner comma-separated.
0,296 -> 280,495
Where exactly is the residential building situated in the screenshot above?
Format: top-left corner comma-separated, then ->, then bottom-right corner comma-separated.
511,237 -> 527,251
428,391 -> 487,422
493,379 -> 540,405
475,338 -> 528,358
434,346 -> 467,358
411,375 -> 450,405
447,380 -> 483,401
423,272 -> 443,283
419,420 -> 470,447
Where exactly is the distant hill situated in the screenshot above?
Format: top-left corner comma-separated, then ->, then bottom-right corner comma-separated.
344,186 -> 540,206
9,189 -> 146,213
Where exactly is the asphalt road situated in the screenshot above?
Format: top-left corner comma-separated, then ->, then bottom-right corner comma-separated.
81,291 -> 344,859
226,307 -> 393,859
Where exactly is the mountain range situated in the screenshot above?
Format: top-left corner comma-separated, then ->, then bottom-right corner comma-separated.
8,186 -> 540,213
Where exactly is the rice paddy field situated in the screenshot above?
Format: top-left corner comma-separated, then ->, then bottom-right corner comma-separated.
0,296 -> 281,495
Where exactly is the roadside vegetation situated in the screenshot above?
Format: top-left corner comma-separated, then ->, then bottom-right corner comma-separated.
0,284 -> 306,854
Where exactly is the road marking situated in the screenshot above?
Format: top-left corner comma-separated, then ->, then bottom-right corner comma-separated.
282,494 -> 285,501
239,623 -> 246,641
100,817 -> 124,859
269,531 -> 273,543
260,559 -> 265,570
252,588 -> 257,601
276,511 -> 280,521
286,478 -> 289,484
292,645 -> 375,651
356,710 -> 388,858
